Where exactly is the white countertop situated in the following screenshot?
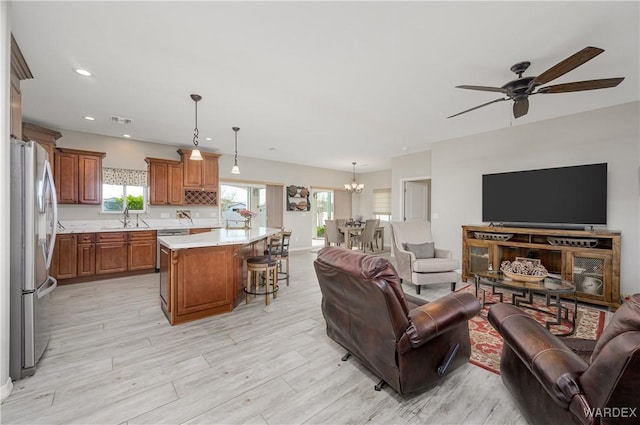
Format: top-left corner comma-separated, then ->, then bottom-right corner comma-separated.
57,218 -> 222,234
158,227 -> 281,249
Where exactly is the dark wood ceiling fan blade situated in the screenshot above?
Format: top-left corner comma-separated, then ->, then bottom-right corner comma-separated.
536,77 -> 624,94
456,85 -> 509,94
513,98 -> 529,119
530,46 -> 605,87
447,98 -> 507,119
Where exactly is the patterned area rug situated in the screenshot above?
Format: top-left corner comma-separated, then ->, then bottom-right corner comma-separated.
458,284 -> 606,374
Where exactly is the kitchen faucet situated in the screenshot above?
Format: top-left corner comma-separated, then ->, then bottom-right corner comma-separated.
121,206 -> 130,228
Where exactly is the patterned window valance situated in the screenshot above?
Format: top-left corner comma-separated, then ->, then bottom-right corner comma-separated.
102,167 -> 147,186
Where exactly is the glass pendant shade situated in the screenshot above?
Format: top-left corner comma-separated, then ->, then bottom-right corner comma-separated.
231,164 -> 240,174
190,148 -> 203,161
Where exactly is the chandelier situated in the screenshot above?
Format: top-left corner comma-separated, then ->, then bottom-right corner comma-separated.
345,161 -> 364,193
189,94 -> 203,160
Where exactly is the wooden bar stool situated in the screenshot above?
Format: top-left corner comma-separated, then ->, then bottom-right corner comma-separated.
276,231 -> 291,286
245,235 -> 280,305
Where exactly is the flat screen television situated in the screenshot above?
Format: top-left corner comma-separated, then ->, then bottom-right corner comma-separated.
482,163 -> 607,227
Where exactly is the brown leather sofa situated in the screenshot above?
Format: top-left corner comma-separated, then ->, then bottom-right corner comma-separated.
488,294 -> 640,425
313,246 -> 481,394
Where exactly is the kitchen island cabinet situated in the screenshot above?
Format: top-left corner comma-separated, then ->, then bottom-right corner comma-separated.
158,227 -> 278,325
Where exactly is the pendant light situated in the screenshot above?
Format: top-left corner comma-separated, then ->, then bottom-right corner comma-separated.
345,161 -> 364,193
189,94 -> 203,160
231,127 -> 240,174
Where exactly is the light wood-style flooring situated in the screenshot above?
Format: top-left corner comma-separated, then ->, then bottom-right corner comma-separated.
1,249 -> 526,425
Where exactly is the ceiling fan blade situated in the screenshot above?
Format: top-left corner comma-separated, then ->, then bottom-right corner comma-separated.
456,85 -> 509,94
530,46 -> 605,87
447,98 -> 508,119
513,98 -> 529,119
536,77 -> 624,94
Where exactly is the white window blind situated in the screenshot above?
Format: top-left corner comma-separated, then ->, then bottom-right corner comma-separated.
102,167 -> 147,186
373,188 -> 391,215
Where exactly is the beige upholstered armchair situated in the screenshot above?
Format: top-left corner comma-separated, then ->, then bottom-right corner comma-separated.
390,220 -> 459,294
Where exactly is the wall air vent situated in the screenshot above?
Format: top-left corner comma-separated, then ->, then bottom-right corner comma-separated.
110,116 -> 132,125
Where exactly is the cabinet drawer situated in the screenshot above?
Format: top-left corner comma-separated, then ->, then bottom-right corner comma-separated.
96,232 -> 127,243
128,230 -> 157,241
77,233 -> 95,244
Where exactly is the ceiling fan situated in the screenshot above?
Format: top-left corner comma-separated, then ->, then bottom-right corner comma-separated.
447,46 -> 624,119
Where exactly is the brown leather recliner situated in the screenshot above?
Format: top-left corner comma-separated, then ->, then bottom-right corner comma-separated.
488,294 -> 640,425
313,246 -> 481,394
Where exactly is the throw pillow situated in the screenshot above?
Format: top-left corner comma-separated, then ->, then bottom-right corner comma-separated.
403,242 -> 435,259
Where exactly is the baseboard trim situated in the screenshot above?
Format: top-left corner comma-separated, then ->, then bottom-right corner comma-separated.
1,376 -> 13,401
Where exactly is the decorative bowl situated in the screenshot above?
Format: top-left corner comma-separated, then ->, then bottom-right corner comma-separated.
503,270 -> 548,282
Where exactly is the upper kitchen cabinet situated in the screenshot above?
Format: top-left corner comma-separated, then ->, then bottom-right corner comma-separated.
145,157 -> 184,206
54,148 -> 106,204
177,149 -> 219,191
10,35 -> 33,141
23,123 -> 62,172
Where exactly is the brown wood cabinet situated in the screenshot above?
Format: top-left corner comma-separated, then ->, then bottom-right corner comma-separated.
51,234 -> 77,280
10,35 -> 33,141
145,158 -> 184,205
95,232 -> 128,274
160,245 -> 235,325
461,225 -> 621,309
23,123 -> 62,172
177,149 -> 220,191
128,231 -> 157,271
189,228 -> 213,234
76,233 -> 96,277
54,148 -> 106,205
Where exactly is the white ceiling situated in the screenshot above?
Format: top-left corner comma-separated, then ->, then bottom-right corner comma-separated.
10,1 -> 639,173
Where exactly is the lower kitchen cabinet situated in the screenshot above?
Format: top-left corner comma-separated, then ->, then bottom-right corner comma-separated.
128,231 -> 157,270
96,232 -> 128,274
76,233 -> 96,276
52,234 -> 77,279
53,230 -> 157,281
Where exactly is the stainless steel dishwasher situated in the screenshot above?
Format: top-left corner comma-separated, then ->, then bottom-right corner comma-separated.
156,229 -> 190,271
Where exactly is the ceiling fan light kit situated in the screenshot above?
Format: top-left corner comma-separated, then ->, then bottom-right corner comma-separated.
448,46 -> 624,119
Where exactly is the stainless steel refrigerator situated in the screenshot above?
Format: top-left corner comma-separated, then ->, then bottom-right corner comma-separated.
10,138 -> 58,380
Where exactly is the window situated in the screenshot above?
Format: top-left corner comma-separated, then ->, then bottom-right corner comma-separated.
102,168 -> 147,212
220,183 -> 266,226
373,188 -> 392,222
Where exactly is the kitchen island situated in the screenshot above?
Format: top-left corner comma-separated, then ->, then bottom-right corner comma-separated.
158,227 -> 281,325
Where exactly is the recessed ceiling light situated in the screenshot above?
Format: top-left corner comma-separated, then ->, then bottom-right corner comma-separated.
123,134 -> 131,138
83,116 -> 95,121
205,137 -> 212,141
401,146 -> 408,151
74,68 -> 92,77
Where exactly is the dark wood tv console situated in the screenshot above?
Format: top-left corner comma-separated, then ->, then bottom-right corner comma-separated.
462,225 -> 621,310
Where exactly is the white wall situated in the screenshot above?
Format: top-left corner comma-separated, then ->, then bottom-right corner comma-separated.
391,150 -> 431,221
430,102 -> 640,297
52,129 -> 354,250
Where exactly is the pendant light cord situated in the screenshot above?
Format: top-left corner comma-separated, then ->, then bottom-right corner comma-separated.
193,99 -> 199,148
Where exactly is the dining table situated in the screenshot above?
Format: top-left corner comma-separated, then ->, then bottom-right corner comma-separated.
327,224 -> 384,250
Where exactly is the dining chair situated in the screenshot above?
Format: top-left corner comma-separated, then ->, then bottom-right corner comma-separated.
354,219 -> 378,252
324,220 -> 345,247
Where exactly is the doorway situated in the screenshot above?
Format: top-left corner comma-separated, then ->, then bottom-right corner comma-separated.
311,189 -> 334,244
402,179 -> 431,222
